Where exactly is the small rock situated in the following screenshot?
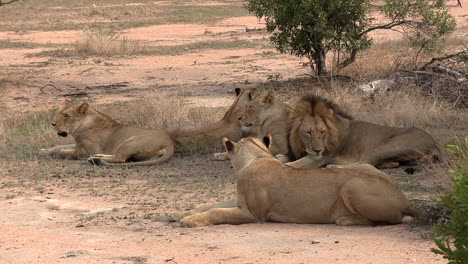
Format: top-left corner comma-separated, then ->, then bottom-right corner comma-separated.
311,240 -> 320,244
334,240 -> 340,244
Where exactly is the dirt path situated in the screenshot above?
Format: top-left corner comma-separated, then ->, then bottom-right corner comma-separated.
0,194 -> 442,264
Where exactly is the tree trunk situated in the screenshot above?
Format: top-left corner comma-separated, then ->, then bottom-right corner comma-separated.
310,47 -> 327,76
316,48 -> 327,75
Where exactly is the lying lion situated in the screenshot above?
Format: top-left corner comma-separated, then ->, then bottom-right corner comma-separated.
40,88 -> 260,165
40,100 -> 174,165
287,95 -> 443,169
239,89 -> 294,161
177,136 -> 417,227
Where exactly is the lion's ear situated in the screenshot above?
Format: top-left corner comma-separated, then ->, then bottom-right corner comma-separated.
76,102 -> 89,115
248,88 -> 259,99
262,90 -> 275,104
235,88 -> 241,97
262,135 -> 272,149
223,137 -> 236,153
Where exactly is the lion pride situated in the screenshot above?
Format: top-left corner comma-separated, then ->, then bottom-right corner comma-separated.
40,88 -> 260,165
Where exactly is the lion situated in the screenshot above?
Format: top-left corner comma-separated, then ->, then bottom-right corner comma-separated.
39,100 -> 174,166
176,136 -> 417,227
286,95 -> 443,169
239,90 -> 294,161
40,88 -> 260,165
169,87 -> 262,160
170,88 -> 261,146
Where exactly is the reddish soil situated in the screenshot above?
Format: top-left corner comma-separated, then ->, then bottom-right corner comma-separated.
0,189 -> 442,264
1,2 -> 466,263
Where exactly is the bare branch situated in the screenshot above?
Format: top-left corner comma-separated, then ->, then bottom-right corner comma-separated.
420,50 -> 468,70
0,0 -> 24,6
358,20 -> 409,38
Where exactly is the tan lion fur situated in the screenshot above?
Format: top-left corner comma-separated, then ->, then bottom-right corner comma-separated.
40,100 -> 174,166
169,88 -> 261,146
239,90 -> 294,161
287,95 -> 443,169
177,137 -> 417,227
40,88 -> 260,165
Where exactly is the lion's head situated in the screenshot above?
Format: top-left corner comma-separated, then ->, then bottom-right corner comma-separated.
238,90 -> 274,134
223,87 -> 262,122
223,135 -> 272,170
290,95 -> 353,159
51,100 -> 90,137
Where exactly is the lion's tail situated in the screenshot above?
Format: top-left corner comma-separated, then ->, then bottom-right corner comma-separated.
434,145 -> 449,163
97,144 -> 175,166
402,204 -> 419,218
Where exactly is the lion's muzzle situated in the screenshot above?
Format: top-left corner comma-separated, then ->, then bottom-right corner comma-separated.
306,148 -> 323,157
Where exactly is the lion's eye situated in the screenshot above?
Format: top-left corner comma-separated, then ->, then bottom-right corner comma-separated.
63,114 -> 70,118
321,131 -> 325,135
306,131 -> 312,136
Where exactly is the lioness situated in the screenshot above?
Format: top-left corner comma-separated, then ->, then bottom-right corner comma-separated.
287,95 -> 442,169
239,90 -> 294,161
170,87 -> 261,147
40,100 -> 174,165
178,136 -> 417,227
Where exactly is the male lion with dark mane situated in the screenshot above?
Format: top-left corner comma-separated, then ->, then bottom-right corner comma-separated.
286,95 -> 443,169
177,136 -> 417,227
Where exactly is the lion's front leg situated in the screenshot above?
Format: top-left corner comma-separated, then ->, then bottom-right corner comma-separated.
40,144 -> 88,160
286,155 -> 321,168
213,151 -> 229,160
170,199 -> 236,222
180,207 -> 257,227
39,144 -> 76,156
56,147 -> 89,160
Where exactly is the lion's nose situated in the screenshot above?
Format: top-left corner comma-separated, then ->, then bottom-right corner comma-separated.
51,122 -> 56,126
312,148 -> 322,153
238,117 -> 242,120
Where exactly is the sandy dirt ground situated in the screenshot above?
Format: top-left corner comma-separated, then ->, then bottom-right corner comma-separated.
1,2 -> 466,263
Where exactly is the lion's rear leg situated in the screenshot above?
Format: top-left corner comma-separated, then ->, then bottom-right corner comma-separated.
336,179 -> 407,225
365,129 -> 436,167
336,215 -> 374,226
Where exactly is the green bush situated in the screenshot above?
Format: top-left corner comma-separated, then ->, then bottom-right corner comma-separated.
244,0 -> 455,75
432,136 -> 468,263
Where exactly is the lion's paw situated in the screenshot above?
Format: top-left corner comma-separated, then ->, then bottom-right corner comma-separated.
213,152 -> 229,161
180,215 -> 209,228
275,154 -> 289,163
169,212 -> 187,222
39,148 -> 53,156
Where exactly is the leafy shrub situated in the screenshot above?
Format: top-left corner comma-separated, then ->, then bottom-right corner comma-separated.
432,136 -> 468,263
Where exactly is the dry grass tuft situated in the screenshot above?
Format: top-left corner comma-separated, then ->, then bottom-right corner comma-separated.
74,29 -> 147,56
